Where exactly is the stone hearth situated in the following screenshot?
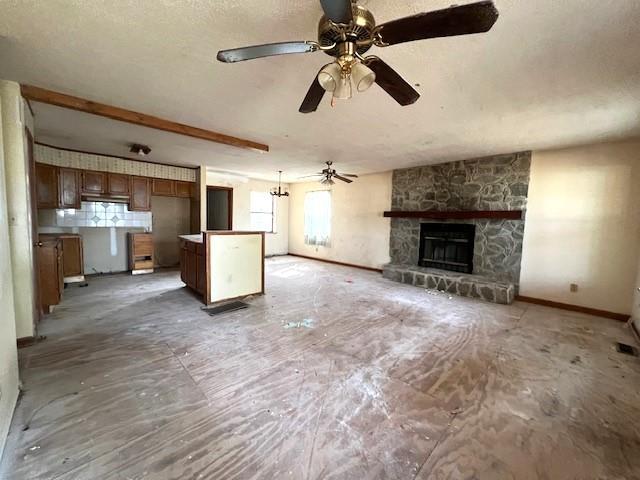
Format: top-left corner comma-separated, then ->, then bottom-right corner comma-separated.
382,264 -> 515,304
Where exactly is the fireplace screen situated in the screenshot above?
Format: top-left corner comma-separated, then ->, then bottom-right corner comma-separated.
419,223 -> 475,273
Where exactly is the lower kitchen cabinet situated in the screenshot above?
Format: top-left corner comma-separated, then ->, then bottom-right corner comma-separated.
38,238 -> 63,311
179,235 -> 206,297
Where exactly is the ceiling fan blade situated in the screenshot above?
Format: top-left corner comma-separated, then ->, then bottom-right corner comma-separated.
365,57 -> 420,106
217,41 -> 317,63
376,1 -> 499,47
319,0 -> 353,24
299,69 -> 327,113
299,174 -> 324,178
343,174 -> 358,178
333,174 -> 353,183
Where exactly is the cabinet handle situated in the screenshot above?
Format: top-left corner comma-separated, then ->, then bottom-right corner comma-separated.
34,242 -> 43,247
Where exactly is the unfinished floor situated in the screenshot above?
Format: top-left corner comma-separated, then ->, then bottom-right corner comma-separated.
1,256 -> 639,480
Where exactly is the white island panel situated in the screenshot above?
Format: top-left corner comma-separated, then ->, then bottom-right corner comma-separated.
208,232 -> 264,304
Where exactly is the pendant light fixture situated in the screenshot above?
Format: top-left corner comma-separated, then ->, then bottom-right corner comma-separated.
270,170 -> 289,197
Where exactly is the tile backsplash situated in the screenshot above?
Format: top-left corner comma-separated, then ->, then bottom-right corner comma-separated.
38,202 -> 152,229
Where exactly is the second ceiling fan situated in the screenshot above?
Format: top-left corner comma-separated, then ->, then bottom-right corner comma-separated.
217,0 -> 499,113
301,161 -> 358,185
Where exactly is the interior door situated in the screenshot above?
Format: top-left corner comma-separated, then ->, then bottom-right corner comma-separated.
26,128 -> 43,324
206,187 -> 233,230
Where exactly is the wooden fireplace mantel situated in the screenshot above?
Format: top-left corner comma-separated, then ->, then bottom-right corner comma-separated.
382,210 -> 523,220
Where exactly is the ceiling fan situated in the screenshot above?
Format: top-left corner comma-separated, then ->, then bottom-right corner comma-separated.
217,0 -> 499,113
301,161 -> 358,184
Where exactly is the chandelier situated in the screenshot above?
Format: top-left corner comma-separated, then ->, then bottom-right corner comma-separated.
270,170 -> 289,197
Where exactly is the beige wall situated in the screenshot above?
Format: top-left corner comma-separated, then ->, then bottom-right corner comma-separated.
206,172 -> 289,256
288,172 -> 392,269
1,80 -> 36,339
0,81 -> 20,462
520,139 -> 640,314
151,196 -> 191,267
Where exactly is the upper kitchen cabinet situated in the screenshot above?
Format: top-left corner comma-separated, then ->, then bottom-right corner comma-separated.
130,176 -> 151,211
36,163 -> 59,208
107,173 -> 130,196
176,181 -> 193,198
152,178 -> 176,196
58,168 -> 81,209
82,170 -> 107,195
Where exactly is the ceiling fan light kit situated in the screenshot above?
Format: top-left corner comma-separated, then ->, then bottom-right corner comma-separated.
217,0 -> 499,113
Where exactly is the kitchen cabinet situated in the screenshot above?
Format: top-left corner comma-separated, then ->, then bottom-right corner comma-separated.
60,235 -> 84,280
108,173 -> 130,196
36,163 -> 59,208
179,232 -> 265,304
58,168 -> 81,209
38,237 -> 63,311
152,178 -> 176,196
179,235 -> 206,297
82,170 -> 107,195
176,181 -> 192,198
129,176 -> 151,211
40,234 -> 85,282
128,233 -> 154,274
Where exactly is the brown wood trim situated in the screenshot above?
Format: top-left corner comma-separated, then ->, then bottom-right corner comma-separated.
288,253 -> 383,273
383,210 -> 523,220
17,336 -> 36,348
516,295 -> 630,322
35,141 -> 199,171
22,85 -> 269,153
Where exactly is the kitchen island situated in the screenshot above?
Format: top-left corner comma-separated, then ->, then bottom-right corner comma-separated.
179,231 -> 265,305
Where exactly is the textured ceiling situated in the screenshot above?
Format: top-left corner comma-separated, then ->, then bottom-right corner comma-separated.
1,0 -> 639,182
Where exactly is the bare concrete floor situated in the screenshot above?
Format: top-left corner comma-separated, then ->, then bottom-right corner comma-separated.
1,256 -> 639,480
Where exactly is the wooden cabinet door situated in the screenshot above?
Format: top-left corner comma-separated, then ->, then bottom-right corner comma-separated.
176,181 -> 192,198
180,245 -> 187,284
152,178 -> 176,196
186,250 -> 197,290
36,163 -> 59,208
108,173 -> 130,195
129,176 -> 151,211
61,236 -> 83,277
82,170 -> 107,194
58,168 -> 81,209
196,254 -> 206,294
38,239 -> 62,308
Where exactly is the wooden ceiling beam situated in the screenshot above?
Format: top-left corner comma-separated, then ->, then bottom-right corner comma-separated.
20,84 -> 269,153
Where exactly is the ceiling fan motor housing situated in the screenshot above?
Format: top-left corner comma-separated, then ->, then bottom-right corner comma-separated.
318,5 -> 376,57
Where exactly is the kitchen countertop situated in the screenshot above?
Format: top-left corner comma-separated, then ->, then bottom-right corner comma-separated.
178,234 -> 203,243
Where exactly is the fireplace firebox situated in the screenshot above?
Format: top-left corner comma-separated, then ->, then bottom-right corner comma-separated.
418,223 -> 475,273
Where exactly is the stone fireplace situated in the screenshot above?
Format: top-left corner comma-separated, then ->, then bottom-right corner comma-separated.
382,152 -> 531,304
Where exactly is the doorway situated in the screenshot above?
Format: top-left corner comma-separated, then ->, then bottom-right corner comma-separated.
207,186 -> 233,230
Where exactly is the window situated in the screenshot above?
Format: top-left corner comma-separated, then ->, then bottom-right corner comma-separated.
304,190 -> 331,246
250,191 -> 275,233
